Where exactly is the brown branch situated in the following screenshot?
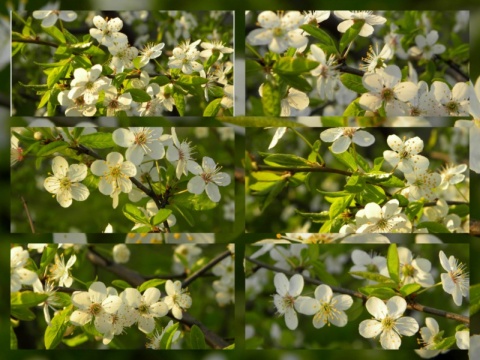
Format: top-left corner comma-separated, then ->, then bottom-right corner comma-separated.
337,63 -> 365,77
182,250 -> 232,288
12,38 -> 59,48
86,247 -> 230,349
245,256 -> 469,325
21,196 -> 35,233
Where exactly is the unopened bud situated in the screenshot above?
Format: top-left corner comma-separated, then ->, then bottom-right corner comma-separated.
34,132 -> 43,140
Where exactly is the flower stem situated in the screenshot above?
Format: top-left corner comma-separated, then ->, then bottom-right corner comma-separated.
291,128 -> 313,150
246,43 -> 263,60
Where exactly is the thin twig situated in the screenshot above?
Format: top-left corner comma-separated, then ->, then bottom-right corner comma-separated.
245,256 -> 469,325
12,38 -> 59,48
21,196 -> 35,233
86,247 -> 230,349
182,250 -> 232,288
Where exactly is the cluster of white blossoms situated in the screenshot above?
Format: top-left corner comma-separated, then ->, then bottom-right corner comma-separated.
42,128 -> 231,225
246,11 -> 473,117
211,244 -> 235,306
50,15 -> 233,117
69,280 -> 191,345
265,246 -> 469,350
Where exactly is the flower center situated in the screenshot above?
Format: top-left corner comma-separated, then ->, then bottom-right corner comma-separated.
402,264 -> 415,278
138,303 -> 149,314
445,101 -> 459,114
283,294 -> 295,308
272,27 -> 285,37
59,177 -> 72,190
90,303 -> 103,316
342,128 -> 357,138
381,315 -> 395,331
381,87 -> 394,102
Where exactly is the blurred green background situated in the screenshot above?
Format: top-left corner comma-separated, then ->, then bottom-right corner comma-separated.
2,0 -> 480,359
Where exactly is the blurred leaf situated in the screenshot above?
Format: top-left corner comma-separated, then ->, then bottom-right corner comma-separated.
349,271 -> 396,284
112,280 -> 131,289
343,98 -> 364,116
392,194 -> 409,207
340,73 -> 367,94
339,20 -> 365,53
173,192 -> 218,211
470,284 -> 480,315
416,221 -> 451,233
123,203 -> 150,225
44,305 -> 74,349
171,204 -> 195,227
42,25 -> 66,43
246,59 -> 263,73
387,243 -> 400,284
300,24 -> 338,55
245,336 -> 264,349
151,209 -> 172,226
377,175 -> 405,188
62,333 -> 89,347
10,325 -> 17,349
150,75 -> 170,86
261,81 -> 281,117
11,291 -> 48,308
263,153 -> 310,167
160,322 -> 180,349
330,147 -> 357,171
399,283 -> 422,297
203,98 -> 222,116
39,244 -> 59,276
312,261 -> 339,286
222,117 -> 304,128
37,141 -> 70,157
224,343 -> 235,349
430,335 -> 456,350
277,73 -> 312,92
173,91 -> 185,116
189,325 -> 206,349
272,56 -> 318,75
448,204 -> 470,218
261,180 -> 287,212
177,75 -> 209,85
322,117 -> 345,127
251,172 -> 283,181
123,88 -> 151,102
78,132 -> 115,149
11,307 -> 36,321
295,209 -> 329,222
138,279 -> 166,293
329,195 -> 354,220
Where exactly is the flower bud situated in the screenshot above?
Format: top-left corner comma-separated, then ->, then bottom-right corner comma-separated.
113,244 -> 130,264
34,131 -> 43,140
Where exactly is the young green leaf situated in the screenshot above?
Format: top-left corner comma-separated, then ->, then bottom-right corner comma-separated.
123,88 -> 152,102
329,195 -> 354,220
137,279 -> 167,293
261,81 -> 281,117
189,325 -> 206,349
340,73 -> 368,94
263,153 -> 310,167
123,203 -> 150,225
44,305 -> 74,349
399,283 -> 422,297
299,24 -> 338,55
203,98 -> 222,116
150,208 -> 172,226
11,292 -> 49,308
339,20 -> 365,54
416,222 -> 451,233
37,141 -> 70,157
78,132 -> 115,149
159,322 -> 180,349
387,243 -> 400,284
349,271 -> 396,285
112,280 -> 131,289
272,56 -> 319,75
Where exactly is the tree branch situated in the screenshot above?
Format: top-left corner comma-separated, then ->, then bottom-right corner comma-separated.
245,256 -> 469,325
182,250 -> 232,288
12,38 -> 59,48
21,196 -> 35,233
86,247 -> 230,349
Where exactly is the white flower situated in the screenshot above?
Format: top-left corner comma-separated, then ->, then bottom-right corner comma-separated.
246,11 -> 308,53
360,65 -> 417,116
166,128 -> 198,179
423,199 -> 464,233
334,11 -> 386,37
456,329 -> 469,349
359,296 -> 419,349
356,199 -> 409,233
90,152 -> 137,208
164,280 -> 192,320
431,81 -> 470,116
273,273 -> 305,330
146,320 -> 181,349
70,282 -> 123,334
43,156 -> 90,208
308,45 -> 339,100
438,163 -> 468,190
138,42 -> 165,67
10,246 -> 38,292
402,170 -> 441,201
33,10 -> 77,27
350,249 -> 388,279
58,91 -> 97,117
280,88 -> 309,116
303,11 -> 330,25
296,284 -> 353,328
405,81 -> 443,116
397,247 -> 434,287
32,279 -> 62,325
383,135 -> 429,174
68,64 -> 110,105
168,40 -> 203,74
199,40 -> 233,60
11,134 -> 23,166
187,156 -> 231,202
439,250 -> 469,306
213,280 -> 235,306
103,86 -> 132,116
220,85 -> 234,109
320,127 -> 375,154
360,43 -> 393,73
112,244 -> 130,264
109,43 -> 138,72
49,253 -> 76,287
112,127 -> 165,165
120,287 -> 169,333
89,16 -> 128,47
408,31 -> 446,60
419,317 -> 442,349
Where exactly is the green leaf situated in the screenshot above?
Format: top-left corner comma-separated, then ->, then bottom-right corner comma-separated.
112,72 -> 128,88
83,45 -> 106,56
329,195 -> 354,220
173,91 -> 185,116
345,175 -> 365,193
38,90 -> 51,109
159,322 -> 180,349
430,335 -> 456,350
112,280 -> 131,289
330,147 -> 357,171
343,98 -> 365,116
261,81 -> 281,117
39,244 -> 59,276
44,305 -> 74,349
137,279 -> 166,293
349,271 -> 396,284
11,307 -> 36,321
339,20 -> 365,53
246,59 -> 263,73
249,181 -> 280,194
340,73 -> 368,94
405,200 -> 424,222
150,75 -> 171,86
364,171 -> 393,184
263,153 -> 310,167
399,283 -> 422,297
78,132 -> 115,149
151,209 -> 172,226
224,343 -> 235,349
416,221 -> 451,233
10,325 -> 17,349
42,25 -> 66,43
62,333 -> 89,347
392,194 -> 409,207
300,24 -> 338,55
272,56 -> 319,75
251,172 -> 283,181
177,75 -> 209,86
189,325 -> 206,349
448,204 -> 470,218
359,286 -> 396,299
357,184 -> 386,205
203,98 -> 222,116
294,209 -> 330,222
261,180 -> 287,211
387,244 -> 400,284
123,88 -> 152,102
123,203 -> 150,225
321,117 -> 345,127
277,73 -> 313,92
174,192 -> 218,211
246,336 -> 264,349
317,189 -> 351,198
171,204 -> 195,227
36,141 -> 70,157
470,284 -> 480,315
378,175 -> 405,188
312,261 -> 339,286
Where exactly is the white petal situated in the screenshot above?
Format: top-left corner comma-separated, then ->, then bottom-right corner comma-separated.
142,287 -> 160,305
112,128 -> 135,147
396,316 -> 419,336
365,296 -> 387,319
352,130 -> 375,147
380,329 -> 401,349
187,176 -> 206,195
205,182 -> 221,202
274,273 -> 289,296
288,274 -> 304,297
284,307 -> 298,330
314,284 -> 332,303
331,136 -> 351,154
69,310 -> 92,326
359,319 -> 382,338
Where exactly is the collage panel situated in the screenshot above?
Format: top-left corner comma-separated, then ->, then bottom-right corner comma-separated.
244,10 -> 470,119
10,240 -> 235,349
245,126 -> 470,234
10,126 -> 236,233
11,11 -> 234,117
244,241 -> 470,351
